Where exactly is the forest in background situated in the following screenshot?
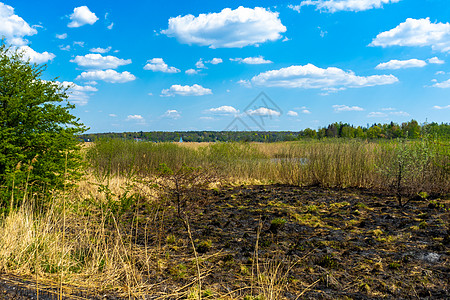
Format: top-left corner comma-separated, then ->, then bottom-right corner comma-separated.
80,120 -> 450,142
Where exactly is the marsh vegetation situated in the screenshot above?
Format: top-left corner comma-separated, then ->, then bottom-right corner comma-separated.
0,139 -> 449,299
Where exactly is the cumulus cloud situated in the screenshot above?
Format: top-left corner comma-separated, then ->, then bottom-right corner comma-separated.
428,57 -> 445,64
370,18 -> 450,52
230,56 -> 273,64
250,63 -> 398,91
56,33 -> 67,39
143,58 -> 180,73
71,54 -> 131,69
195,59 -> 206,69
247,107 -> 281,117
90,46 -> 112,53
299,0 -> 400,13
208,58 -> 223,64
185,69 -> 198,75
126,115 -> 144,121
162,6 -> 286,48
68,6 -> 98,28
333,105 -> 364,112
161,84 -> 212,97
287,110 -> 299,116
302,109 -> 311,114
59,45 -> 70,51
76,69 -> 136,83
0,2 -> 37,45
18,46 -> 55,64
375,59 -> 427,70
162,110 -> 181,119
433,105 -> 450,109
288,4 -> 301,13
73,41 -> 85,47
206,106 -> 238,114
194,58 -> 223,69
58,81 -> 97,105
432,79 -> 450,88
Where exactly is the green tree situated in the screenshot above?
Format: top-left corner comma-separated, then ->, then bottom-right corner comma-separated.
0,43 -> 87,210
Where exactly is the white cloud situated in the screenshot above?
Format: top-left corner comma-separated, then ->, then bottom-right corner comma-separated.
435,71 -> 446,75
381,107 -> 395,111
250,63 -> 398,91
143,58 -> 180,73
368,112 -> 388,118
432,79 -> 450,88
302,109 -> 311,114
370,18 -> 450,52
73,41 -> 85,47
231,56 -> 273,64
59,45 -> 70,51
185,69 -> 198,75
18,46 -> 55,64
109,114 -> 117,117
288,4 -> 301,13
56,33 -> 67,39
237,79 -> 252,88
90,46 -> 112,53
161,84 -> 212,97
390,111 -> 410,116
107,23 -> 114,30
206,106 -> 238,114
287,110 -> 299,116
195,59 -> 206,69
76,69 -> 136,83
126,115 -> 144,121
71,54 -> 131,69
368,110 -> 409,117
162,110 -> 181,119
375,59 -> 427,70
208,58 -> 223,64
433,105 -> 450,110
428,57 -> 445,64
333,105 -> 364,112
299,0 -> 400,13
0,3 -> 37,46
68,6 -> 98,28
162,6 -> 286,48
247,107 -> 281,116
58,81 -> 97,106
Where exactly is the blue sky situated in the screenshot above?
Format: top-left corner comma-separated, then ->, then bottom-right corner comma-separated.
2,0 -> 450,132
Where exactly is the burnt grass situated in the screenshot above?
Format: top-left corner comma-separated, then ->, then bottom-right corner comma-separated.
2,185 -> 449,299
142,184 -> 450,299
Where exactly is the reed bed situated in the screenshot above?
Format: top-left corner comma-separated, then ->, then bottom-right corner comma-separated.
0,138 -> 447,298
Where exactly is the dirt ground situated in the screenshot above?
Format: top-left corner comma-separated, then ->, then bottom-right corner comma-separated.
2,184 -> 449,299
142,184 -> 450,299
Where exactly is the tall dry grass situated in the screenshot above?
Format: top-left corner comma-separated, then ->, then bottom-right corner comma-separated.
0,138 -> 448,298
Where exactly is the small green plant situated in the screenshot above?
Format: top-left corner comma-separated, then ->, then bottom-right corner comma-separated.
269,218 -> 287,234
316,254 -> 337,269
388,261 -> 401,270
196,240 -> 212,253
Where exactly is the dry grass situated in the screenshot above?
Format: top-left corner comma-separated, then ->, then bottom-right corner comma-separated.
0,139 -> 448,298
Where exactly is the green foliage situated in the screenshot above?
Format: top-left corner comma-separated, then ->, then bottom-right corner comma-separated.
0,42 -> 86,211
80,120 -> 450,142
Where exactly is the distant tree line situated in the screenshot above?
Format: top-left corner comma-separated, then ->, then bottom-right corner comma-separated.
80,120 -> 450,143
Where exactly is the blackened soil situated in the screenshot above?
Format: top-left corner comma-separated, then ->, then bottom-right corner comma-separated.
3,185 -> 449,299
143,184 -> 450,299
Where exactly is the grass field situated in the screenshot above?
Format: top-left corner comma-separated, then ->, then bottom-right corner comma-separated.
0,139 -> 449,299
